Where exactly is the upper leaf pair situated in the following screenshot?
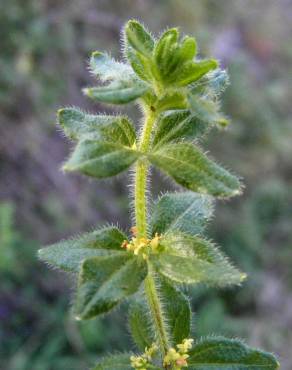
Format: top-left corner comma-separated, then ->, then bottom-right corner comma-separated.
83,20 -> 221,108
125,20 -> 218,88
59,108 -> 241,198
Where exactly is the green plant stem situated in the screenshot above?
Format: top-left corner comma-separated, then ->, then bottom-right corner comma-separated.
144,270 -> 169,357
134,108 -> 170,359
134,109 -> 155,238
134,160 -> 148,238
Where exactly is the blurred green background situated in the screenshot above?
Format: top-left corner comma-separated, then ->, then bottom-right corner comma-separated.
0,0 -> 292,369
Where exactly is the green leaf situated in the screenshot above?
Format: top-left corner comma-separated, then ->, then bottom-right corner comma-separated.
38,227 -> 127,272
89,51 -> 134,83
188,94 -> 228,128
125,20 -> 154,57
151,233 -> 246,286
155,91 -> 188,113
158,278 -> 191,345
125,45 -> 153,82
63,140 -> 140,178
148,142 -> 241,198
86,51 -> 150,104
84,83 -> 148,104
178,36 -> 197,62
154,28 -> 179,76
150,192 -> 213,236
152,109 -> 209,146
75,254 -> 147,319
58,108 -> 136,145
188,337 -> 280,369
172,59 -> 218,86
128,298 -> 154,351
190,68 -> 229,97
128,278 -> 191,350
92,353 -> 132,370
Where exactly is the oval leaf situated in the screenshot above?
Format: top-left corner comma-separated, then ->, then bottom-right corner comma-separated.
89,51 -> 134,83
92,353 -> 132,370
128,298 -> 154,351
63,140 -> 140,178
178,36 -> 197,62
159,278 -> 191,345
150,192 -> 213,236
58,108 -> 136,145
188,337 -> 280,369
154,28 -> 179,77
148,142 -> 241,198
75,255 -> 147,319
125,20 -> 154,57
84,83 -> 148,104
151,233 -> 246,286
152,110 -> 209,146
129,277 -> 191,351
38,226 -> 127,272
172,59 -> 218,86
125,45 -> 153,82
154,92 -> 187,113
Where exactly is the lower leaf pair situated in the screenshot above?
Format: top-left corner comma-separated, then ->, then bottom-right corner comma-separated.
39,192 -> 245,320
93,337 -> 279,370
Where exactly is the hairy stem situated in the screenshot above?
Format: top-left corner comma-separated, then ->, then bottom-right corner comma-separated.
134,107 -> 170,357
145,270 -> 169,357
134,109 -> 155,238
134,160 -> 148,238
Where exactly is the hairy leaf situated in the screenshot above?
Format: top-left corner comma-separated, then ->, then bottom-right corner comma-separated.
188,337 -> 279,369
63,140 -> 140,178
188,94 -> 228,127
38,227 -> 127,272
128,299 -> 154,351
89,51 -> 134,83
150,192 -> 213,236
58,108 -> 136,145
125,20 -> 154,57
151,233 -> 245,286
178,36 -> 197,62
159,278 -> 191,345
154,28 -> 179,77
152,110 -> 209,146
92,353 -> 132,370
155,91 -> 188,113
86,50 -> 149,104
75,255 -> 147,319
125,45 -> 153,82
84,83 -> 148,104
191,68 -> 229,97
172,59 -> 218,86
148,143 -> 241,198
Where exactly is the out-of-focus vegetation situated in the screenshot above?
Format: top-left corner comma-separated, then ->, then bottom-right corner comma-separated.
0,0 -> 291,369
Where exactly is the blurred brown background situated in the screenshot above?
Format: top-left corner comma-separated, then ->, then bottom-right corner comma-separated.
0,0 -> 292,369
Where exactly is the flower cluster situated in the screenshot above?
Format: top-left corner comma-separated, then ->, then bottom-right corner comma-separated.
130,343 -> 158,370
121,230 -> 162,259
163,339 -> 194,369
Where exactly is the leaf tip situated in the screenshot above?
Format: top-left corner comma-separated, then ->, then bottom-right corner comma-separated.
62,163 -> 73,172
240,272 -> 248,282
91,50 -> 103,58
37,248 -> 45,259
82,87 -> 91,97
